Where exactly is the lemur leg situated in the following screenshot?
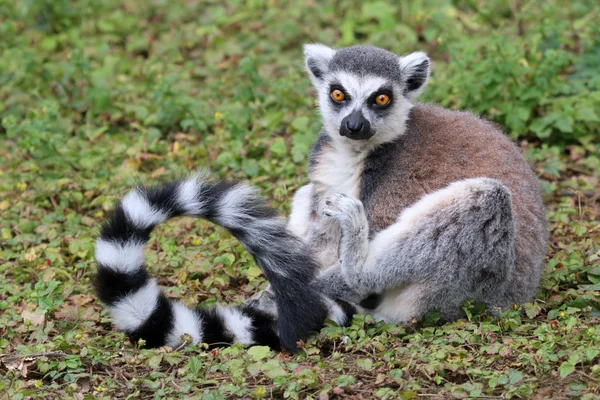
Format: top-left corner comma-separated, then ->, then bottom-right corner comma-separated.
287,184 -> 314,239
286,183 -> 342,268
319,178 -> 516,317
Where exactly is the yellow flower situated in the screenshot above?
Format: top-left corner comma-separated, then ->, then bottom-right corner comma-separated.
34,380 -> 43,388
215,111 -> 223,120
17,182 -> 27,191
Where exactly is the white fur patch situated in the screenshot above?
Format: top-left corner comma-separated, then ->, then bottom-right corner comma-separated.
370,96 -> 413,147
399,51 -> 429,70
324,297 -> 350,326
216,184 -> 257,228
304,43 -> 336,86
217,306 -> 254,345
287,184 -> 314,239
311,144 -> 366,198
304,43 -> 336,63
371,283 -> 427,323
165,302 -> 203,347
95,239 -> 145,274
108,279 -> 160,332
177,174 -> 208,215
399,51 -> 430,99
122,189 -> 168,228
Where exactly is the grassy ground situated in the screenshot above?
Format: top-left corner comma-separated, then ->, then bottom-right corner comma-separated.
1,0 -> 599,398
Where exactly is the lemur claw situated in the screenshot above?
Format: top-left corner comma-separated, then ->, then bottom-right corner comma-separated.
322,193 -> 363,222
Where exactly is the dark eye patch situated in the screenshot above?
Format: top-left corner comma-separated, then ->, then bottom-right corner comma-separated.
367,86 -> 394,110
329,83 -> 350,106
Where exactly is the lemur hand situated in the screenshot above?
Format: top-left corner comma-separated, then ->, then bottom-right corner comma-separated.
322,193 -> 370,287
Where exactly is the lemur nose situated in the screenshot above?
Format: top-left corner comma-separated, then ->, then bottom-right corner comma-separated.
346,120 -> 363,132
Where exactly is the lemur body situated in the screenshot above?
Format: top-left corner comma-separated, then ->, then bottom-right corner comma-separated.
94,44 -> 547,352
290,105 -> 547,322
283,44 -> 547,323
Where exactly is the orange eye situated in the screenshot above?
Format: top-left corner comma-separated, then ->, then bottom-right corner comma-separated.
331,89 -> 345,102
375,93 -> 390,106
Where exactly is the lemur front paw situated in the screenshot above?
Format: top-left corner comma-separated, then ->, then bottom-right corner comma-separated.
245,285 -> 278,316
322,193 -> 364,224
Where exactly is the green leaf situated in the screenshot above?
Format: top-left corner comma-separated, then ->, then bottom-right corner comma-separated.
558,361 -> 575,377
587,267 -> 600,276
269,138 -> 287,156
355,358 -> 373,371
247,346 -> 272,361
523,302 -> 543,318
188,356 -> 203,375
246,266 -> 262,279
291,116 -> 309,132
576,107 -> 600,122
507,369 -> 523,385
554,116 -> 574,133
262,359 -> 287,379
214,253 -> 235,266
529,118 -> 550,136
337,375 -> 356,387
586,348 -> 599,362
148,355 -> 163,369
399,391 -> 418,400
581,284 -> 600,291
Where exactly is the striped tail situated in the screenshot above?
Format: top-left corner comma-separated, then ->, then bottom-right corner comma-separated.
94,174 -> 330,351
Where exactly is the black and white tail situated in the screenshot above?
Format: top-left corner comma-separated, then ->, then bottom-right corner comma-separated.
94,174 -> 335,351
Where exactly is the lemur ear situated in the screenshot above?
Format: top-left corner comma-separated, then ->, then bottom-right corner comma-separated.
399,51 -> 430,99
303,44 -> 336,87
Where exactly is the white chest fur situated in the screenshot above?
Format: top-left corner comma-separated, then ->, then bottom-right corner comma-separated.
311,142 -> 368,198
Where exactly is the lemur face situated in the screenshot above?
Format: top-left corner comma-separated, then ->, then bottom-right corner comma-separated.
304,44 -> 430,145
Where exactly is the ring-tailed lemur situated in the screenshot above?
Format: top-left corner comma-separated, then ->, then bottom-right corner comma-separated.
94,174 -> 353,352
278,44 -> 547,323
94,44 -> 547,352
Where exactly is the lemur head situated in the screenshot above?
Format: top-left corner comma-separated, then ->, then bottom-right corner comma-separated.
304,44 -> 430,146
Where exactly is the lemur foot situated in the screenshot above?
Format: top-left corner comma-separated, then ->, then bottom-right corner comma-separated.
312,262 -> 363,304
245,285 -> 278,316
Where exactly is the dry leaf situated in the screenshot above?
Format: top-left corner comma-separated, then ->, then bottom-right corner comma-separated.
77,377 -> 91,393
22,309 -> 45,326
